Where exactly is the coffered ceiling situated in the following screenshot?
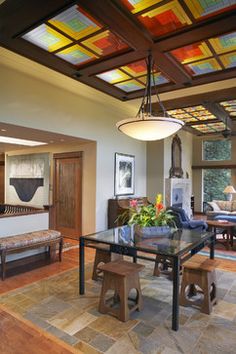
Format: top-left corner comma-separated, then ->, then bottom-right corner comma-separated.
0,0 -> 236,137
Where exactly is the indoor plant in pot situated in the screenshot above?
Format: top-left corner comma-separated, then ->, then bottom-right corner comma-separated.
127,194 -> 175,237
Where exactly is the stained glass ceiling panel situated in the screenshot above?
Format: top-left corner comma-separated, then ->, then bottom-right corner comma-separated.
139,72 -> 170,85
209,31 -> 236,54
96,69 -> 130,84
121,59 -> 148,77
48,5 -> 102,40
55,45 -> 97,65
168,105 -> 217,123
184,0 -> 236,20
185,58 -> 222,76
114,79 -> 145,92
220,100 -> 236,116
82,30 -> 128,56
171,42 -> 212,64
121,0 -> 163,14
220,52 -> 236,69
22,24 -> 72,52
192,122 -> 226,133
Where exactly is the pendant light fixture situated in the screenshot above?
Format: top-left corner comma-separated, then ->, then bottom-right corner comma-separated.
116,53 -> 184,141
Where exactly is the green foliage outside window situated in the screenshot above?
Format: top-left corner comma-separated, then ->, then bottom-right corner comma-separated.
203,139 -> 232,202
203,169 -> 231,202
203,140 -> 231,161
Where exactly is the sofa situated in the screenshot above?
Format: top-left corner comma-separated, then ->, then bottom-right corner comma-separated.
205,200 -> 236,220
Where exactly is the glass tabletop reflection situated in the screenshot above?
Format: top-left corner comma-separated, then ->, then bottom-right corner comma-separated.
82,225 -> 213,257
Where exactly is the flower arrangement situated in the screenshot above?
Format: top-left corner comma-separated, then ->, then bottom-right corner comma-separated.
124,194 -> 175,227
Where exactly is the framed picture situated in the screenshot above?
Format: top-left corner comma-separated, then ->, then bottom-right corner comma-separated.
114,153 -> 135,196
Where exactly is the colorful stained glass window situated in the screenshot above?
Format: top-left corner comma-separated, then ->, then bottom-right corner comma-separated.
136,0 -> 192,37
22,24 -> 72,52
220,52 -> 236,69
56,45 -> 97,65
209,32 -> 236,54
82,30 -> 128,56
185,58 -> 222,76
96,69 -> 130,84
121,0 -> 163,14
48,5 -> 102,40
184,0 -> 236,20
114,80 -> 145,92
171,42 -> 212,64
139,72 -> 169,85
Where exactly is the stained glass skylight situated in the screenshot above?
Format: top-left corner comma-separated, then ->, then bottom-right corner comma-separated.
114,80 -> 145,92
192,122 -> 226,133
55,45 -> 97,65
22,24 -> 72,52
209,31 -> 236,54
96,69 -> 130,84
48,5 -> 102,40
184,0 -> 236,20
168,105 -> 217,123
220,52 -> 236,69
22,5 -> 129,68
220,100 -> 236,117
185,58 -> 222,76
82,30 -> 128,56
171,42 -> 213,64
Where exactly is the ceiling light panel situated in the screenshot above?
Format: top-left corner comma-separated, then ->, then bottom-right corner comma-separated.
0,136 -> 47,146
220,52 -> 236,69
114,79 -> 145,92
209,31 -> 236,54
55,44 -> 98,65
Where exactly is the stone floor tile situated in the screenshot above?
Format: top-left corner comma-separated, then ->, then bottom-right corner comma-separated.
132,321 -> 155,337
24,312 -> 50,329
90,333 -> 115,352
213,300 -> 236,320
105,334 -> 140,354
89,315 -> 138,340
74,341 -> 103,354
74,326 -> 99,342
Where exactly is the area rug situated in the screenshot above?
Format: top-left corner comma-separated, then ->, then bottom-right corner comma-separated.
1,262 -> 236,353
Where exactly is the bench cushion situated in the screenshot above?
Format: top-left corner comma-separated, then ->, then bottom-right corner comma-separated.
0,230 -> 61,251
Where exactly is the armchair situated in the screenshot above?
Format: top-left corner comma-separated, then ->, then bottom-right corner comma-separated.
168,206 -> 208,232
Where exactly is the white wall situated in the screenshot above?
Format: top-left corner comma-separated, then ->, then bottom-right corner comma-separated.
147,130 -> 193,203
0,61 -> 146,232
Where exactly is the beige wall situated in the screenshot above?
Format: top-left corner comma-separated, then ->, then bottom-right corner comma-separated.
147,130 -> 192,203
192,135 -> 236,211
0,61 -> 146,232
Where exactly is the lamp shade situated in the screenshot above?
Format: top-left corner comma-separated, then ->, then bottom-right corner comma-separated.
116,116 -> 184,141
223,185 -> 236,194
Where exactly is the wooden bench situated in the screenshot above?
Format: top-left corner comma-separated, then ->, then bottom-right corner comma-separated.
0,230 -> 63,280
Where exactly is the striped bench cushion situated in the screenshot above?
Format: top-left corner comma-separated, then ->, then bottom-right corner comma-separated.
0,230 -> 61,250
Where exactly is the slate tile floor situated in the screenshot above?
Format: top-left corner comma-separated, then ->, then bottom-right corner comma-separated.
1,262 -> 236,354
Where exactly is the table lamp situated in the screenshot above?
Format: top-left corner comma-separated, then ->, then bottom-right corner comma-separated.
223,185 -> 236,201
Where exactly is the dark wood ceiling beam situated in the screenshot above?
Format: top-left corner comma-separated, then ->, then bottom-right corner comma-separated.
79,0 -> 192,85
78,0 -> 152,50
203,102 -> 232,129
156,12 -> 236,52
151,87 -> 236,112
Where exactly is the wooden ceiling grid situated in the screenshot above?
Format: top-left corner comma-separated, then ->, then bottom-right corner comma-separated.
0,0 -> 236,136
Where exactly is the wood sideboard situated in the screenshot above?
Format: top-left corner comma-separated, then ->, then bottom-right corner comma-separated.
108,197 -> 149,229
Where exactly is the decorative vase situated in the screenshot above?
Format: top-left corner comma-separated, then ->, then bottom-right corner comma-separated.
134,225 -> 171,238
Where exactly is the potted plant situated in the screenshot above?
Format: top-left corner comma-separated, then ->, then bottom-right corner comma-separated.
118,194 -> 176,237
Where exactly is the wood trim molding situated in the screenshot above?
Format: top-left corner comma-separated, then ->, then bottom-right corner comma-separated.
53,151 -> 83,159
192,165 -> 236,169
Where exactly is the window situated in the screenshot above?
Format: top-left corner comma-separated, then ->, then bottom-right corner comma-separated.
203,169 -> 231,202
203,140 -> 231,161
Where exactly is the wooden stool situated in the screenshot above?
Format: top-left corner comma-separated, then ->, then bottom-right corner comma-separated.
153,255 -> 173,278
98,260 -> 144,322
180,257 -> 219,314
91,243 -> 122,281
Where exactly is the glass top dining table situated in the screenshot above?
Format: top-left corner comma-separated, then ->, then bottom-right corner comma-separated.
79,226 -> 215,331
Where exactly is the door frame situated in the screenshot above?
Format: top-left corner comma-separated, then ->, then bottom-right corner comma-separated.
52,151 -> 83,237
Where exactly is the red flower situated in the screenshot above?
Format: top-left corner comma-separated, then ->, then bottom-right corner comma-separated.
156,202 -> 164,212
130,199 -> 138,208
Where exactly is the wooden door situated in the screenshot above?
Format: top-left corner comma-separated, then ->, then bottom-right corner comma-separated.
53,152 -> 82,239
